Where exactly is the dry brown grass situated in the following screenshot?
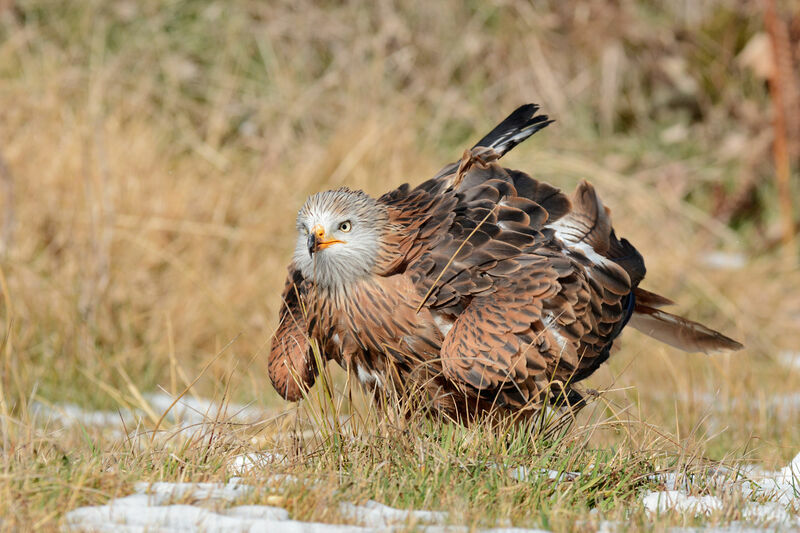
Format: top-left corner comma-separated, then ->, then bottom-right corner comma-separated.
0,0 -> 799,530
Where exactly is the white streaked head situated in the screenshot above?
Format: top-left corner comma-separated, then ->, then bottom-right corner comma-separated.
293,187 -> 388,290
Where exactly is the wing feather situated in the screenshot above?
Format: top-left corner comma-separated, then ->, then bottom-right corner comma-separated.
471,104 -> 554,157
268,265 -> 317,402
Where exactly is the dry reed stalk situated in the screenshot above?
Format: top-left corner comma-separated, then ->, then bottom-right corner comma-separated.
0,148 -> 12,258
765,0 -> 797,258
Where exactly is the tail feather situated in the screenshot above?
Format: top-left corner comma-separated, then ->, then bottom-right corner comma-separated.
472,104 -> 553,157
634,287 -> 674,308
629,303 -> 743,354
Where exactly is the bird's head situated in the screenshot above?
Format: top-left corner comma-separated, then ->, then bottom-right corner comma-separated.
293,187 -> 388,290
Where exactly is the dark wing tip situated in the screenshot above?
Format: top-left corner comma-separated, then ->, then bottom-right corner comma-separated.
472,104 -> 553,157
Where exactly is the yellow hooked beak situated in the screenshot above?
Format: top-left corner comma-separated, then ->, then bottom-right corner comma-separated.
307,224 -> 345,256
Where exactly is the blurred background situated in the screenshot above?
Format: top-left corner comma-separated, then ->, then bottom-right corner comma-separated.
0,0 -> 799,463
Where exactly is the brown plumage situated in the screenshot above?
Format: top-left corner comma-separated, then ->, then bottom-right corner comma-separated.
268,104 -> 743,421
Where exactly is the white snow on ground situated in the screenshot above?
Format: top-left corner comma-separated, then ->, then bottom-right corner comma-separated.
702,392 -> 800,414
508,467 -> 580,483
654,391 -> 800,424
63,454 -> 800,532
145,393 -> 266,425
700,251 -> 746,270
132,478 -> 255,504
63,480 -> 550,532
669,526 -> 786,533
777,351 -> 800,371
641,491 -> 792,523
339,499 -> 447,528
32,392 -> 269,437
64,503 -> 364,533
37,397 -> 800,531
228,452 -> 286,474
642,491 -> 724,514
32,402 -> 127,429
739,452 -> 800,507
643,452 -> 800,528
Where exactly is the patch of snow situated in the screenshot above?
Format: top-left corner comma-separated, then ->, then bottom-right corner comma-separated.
670,525 -> 780,533
642,452 -> 800,528
134,478 -> 254,504
63,503 -> 368,532
741,501 -> 795,524
63,480 -> 552,533
740,452 -> 800,507
655,472 -> 682,491
228,452 -> 286,474
777,351 -> 800,371
102,493 -> 170,507
642,490 -> 796,525
225,505 -> 290,521
508,467 -> 580,483
594,521 -> 620,533
41,393 -> 800,532
63,479 -> 362,533
483,529 -> 550,533
339,500 -> 448,528
31,402 -> 131,430
31,393 -> 271,440
648,465 -> 738,492
700,251 -> 746,270
642,490 -> 723,515
145,393 -> 266,425
659,391 -> 800,422
263,473 -> 301,490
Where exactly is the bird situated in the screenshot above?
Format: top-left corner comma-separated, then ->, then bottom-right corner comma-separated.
267,104 -> 742,422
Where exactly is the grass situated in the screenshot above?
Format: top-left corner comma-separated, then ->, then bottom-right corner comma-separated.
1,0 -> 799,530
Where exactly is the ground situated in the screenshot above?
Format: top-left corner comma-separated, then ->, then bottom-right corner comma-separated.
0,1 -> 799,531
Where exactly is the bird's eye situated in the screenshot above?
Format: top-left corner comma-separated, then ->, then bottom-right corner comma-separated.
338,220 -> 352,233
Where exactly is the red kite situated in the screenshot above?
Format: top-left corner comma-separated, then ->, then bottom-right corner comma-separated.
268,104 -> 742,421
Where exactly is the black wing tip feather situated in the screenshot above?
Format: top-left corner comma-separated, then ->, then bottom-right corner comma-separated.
472,104 -> 554,157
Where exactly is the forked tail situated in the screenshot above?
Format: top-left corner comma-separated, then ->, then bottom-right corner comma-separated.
628,288 -> 743,354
